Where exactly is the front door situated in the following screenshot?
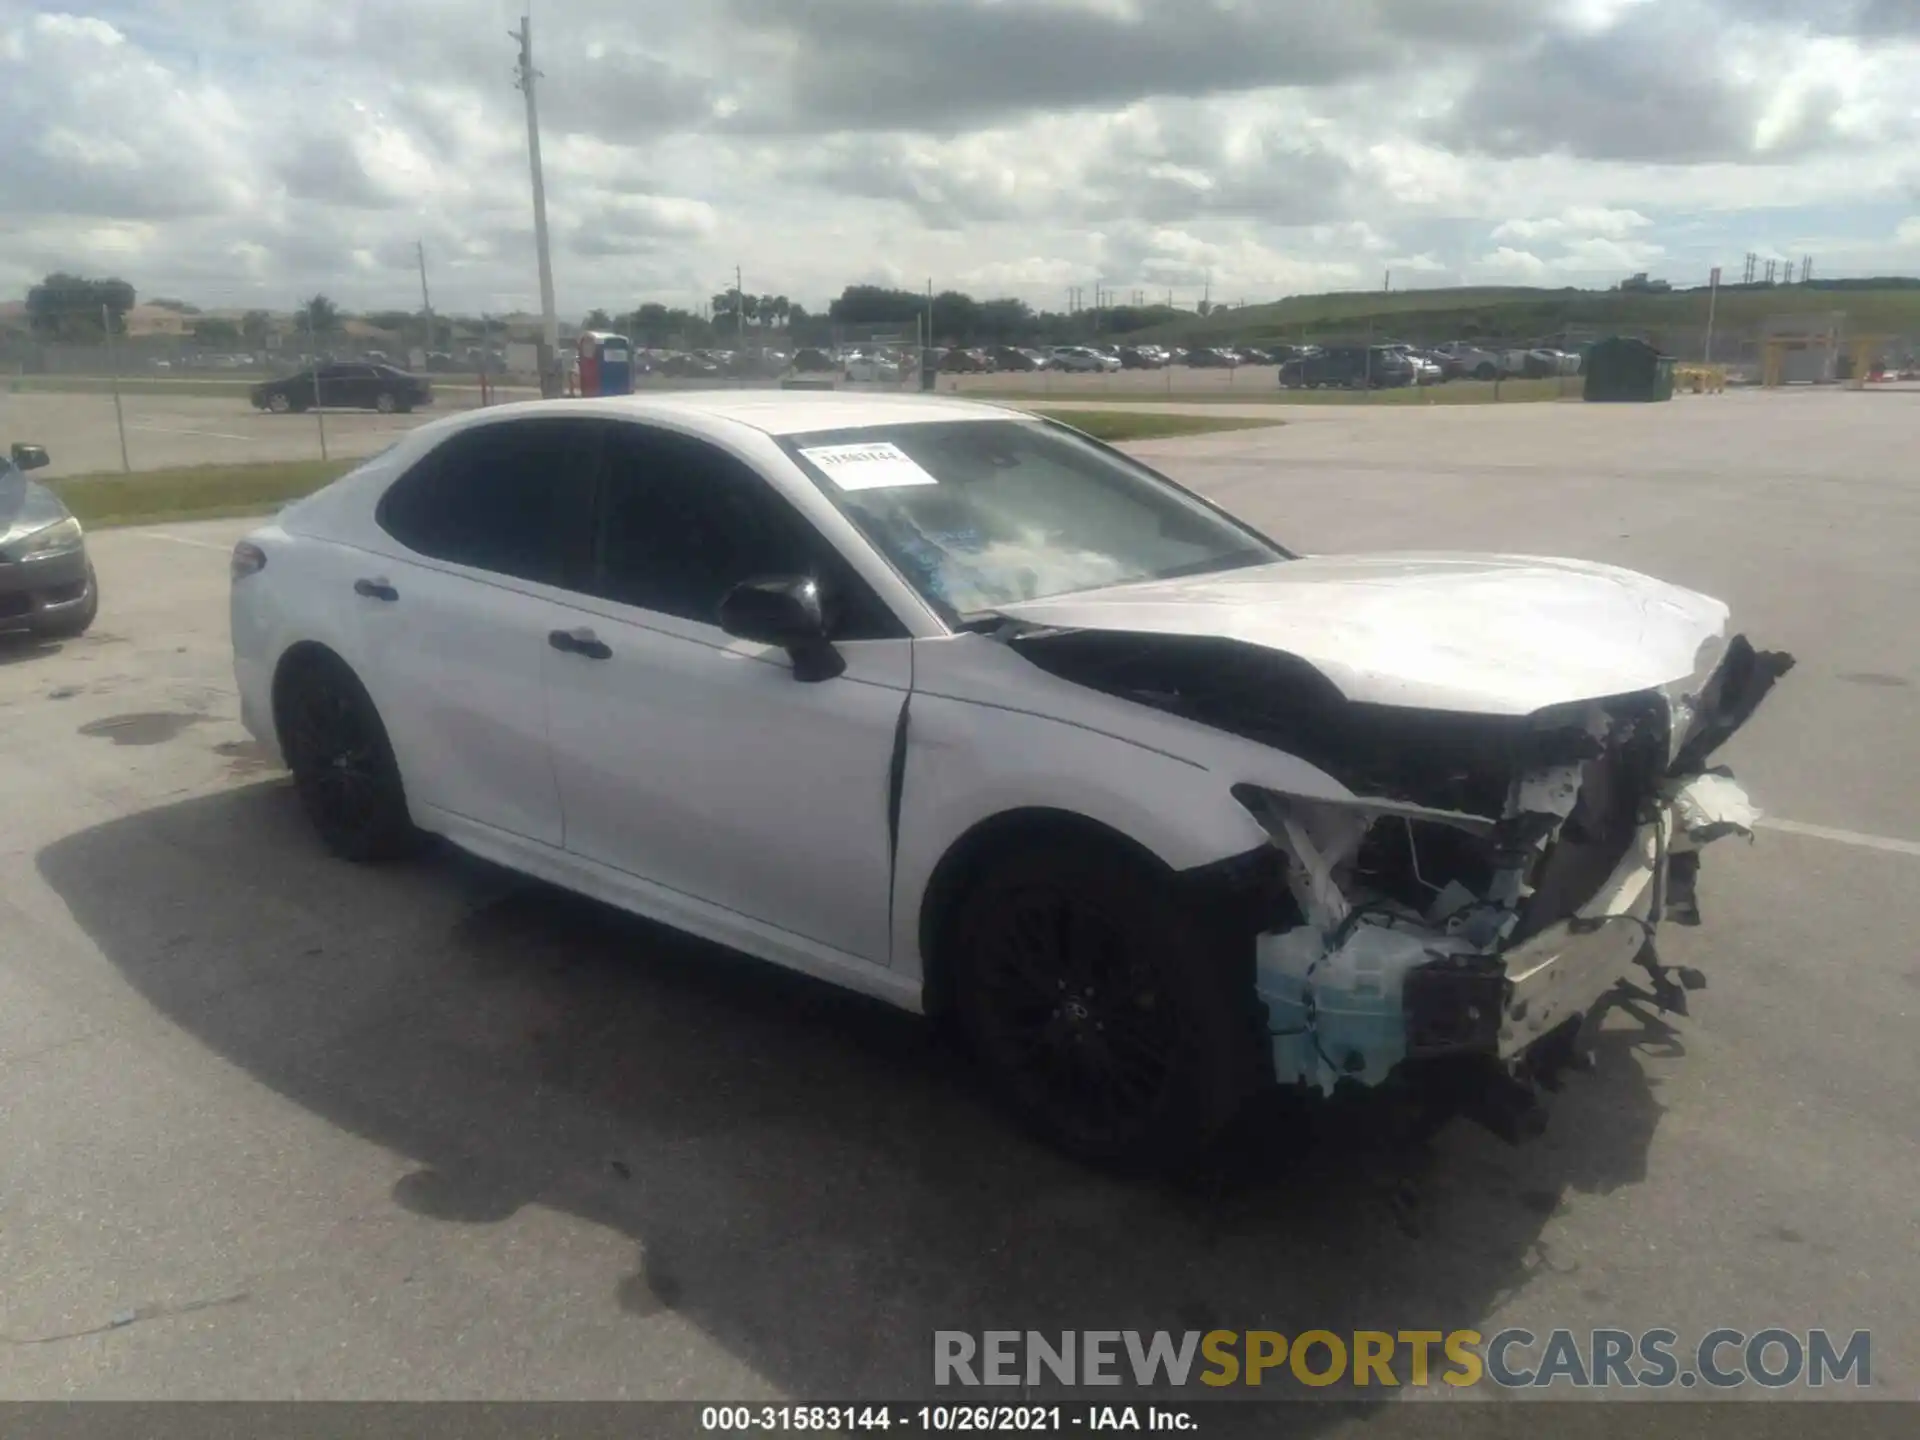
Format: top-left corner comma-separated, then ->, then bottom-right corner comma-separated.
543,422 -> 909,965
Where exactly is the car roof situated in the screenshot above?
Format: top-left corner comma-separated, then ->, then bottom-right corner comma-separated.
433,390 -> 1027,440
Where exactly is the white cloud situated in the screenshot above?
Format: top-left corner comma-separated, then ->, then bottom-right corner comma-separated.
1476,247 -> 1551,280
0,0 -> 1915,315
1493,208 -> 1652,243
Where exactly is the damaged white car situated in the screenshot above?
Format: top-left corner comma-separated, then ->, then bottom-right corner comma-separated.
230,392 -> 1792,1168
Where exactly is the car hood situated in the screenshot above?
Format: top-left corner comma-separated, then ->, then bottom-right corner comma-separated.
988,553 -> 1731,716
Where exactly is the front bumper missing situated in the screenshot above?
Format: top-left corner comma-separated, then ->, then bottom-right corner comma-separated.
1256,785 -> 1738,1106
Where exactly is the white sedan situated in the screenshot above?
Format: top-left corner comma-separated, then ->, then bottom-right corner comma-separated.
230,392 -> 1789,1166
1049,346 -> 1122,373
843,352 -> 904,383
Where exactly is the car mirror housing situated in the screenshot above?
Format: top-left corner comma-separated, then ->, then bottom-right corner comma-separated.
10,442 -> 50,471
718,575 -> 847,683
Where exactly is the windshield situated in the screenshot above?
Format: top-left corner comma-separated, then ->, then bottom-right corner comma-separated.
780,418 -> 1287,623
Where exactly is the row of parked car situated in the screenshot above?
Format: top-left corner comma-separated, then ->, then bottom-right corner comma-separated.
1278,341 -> 1586,390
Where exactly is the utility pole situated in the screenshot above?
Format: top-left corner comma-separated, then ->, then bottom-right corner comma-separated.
415,240 -> 434,355
1704,265 -> 1721,364
735,263 -> 745,348
512,13 -> 560,396
102,304 -> 130,473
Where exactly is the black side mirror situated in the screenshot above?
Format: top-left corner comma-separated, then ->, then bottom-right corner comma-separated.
718,575 -> 846,683
10,443 -> 50,472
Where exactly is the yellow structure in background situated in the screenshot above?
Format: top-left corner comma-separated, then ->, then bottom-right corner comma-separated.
1756,312 -> 1890,387
1845,335 -> 1889,389
1674,364 -> 1726,393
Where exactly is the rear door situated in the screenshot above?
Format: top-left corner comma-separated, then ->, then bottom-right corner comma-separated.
353,417 -> 601,845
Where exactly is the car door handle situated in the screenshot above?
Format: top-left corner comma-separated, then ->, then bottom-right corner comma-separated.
353,577 -> 399,602
548,627 -> 611,660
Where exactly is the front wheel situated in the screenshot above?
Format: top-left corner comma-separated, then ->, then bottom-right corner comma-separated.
267,392 -> 292,413
277,653 -> 421,863
949,841 -> 1260,1169
374,391 -> 398,414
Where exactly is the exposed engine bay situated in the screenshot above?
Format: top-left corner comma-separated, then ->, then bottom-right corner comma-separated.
1011,624 -> 1795,1136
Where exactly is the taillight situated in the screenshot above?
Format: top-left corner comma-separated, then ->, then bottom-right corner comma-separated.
231,541 -> 267,580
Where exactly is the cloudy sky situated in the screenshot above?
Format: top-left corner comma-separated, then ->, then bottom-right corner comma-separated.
2,0 -> 1917,317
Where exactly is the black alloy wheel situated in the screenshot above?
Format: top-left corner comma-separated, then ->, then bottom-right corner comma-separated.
951,844 -> 1257,1168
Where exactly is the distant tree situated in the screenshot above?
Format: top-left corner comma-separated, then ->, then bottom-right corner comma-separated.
298,294 -> 342,338
192,317 -> 242,347
827,284 -> 924,326
769,295 -> 791,328
25,272 -> 137,341
976,297 -> 1034,342
362,309 -> 414,336
149,296 -> 200,314
930,290 -> 978,343
583,308 -> 613,332
240,310 -> 273,347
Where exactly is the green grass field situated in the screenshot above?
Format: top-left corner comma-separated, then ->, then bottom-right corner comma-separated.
1136,282 -> 1920,348
1019,409 -> 1284,439
982,377 -> 1574,406
53,459 -> 356,528
49,409 -> 1277,527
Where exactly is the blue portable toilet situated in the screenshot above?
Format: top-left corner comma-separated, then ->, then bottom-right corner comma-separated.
576,331 -> 633,396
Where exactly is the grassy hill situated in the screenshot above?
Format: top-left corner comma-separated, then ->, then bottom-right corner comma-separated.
1137,281 -> 1920,346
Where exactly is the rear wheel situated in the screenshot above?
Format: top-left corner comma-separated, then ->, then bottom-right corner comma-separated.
948,840 -> 1260,1169
277,652 -> 420,863
267,392 -> 292,413
1474,363 -> 1497,381
374,391 -> 398,414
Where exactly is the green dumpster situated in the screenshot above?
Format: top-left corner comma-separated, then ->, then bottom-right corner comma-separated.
1584,336 -> 1675,402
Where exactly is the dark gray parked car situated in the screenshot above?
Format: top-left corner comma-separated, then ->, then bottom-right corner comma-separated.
1,443 -> 98,639
251,362 -> 433,414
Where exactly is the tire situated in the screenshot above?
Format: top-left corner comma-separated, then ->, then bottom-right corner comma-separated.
267,392 -> 292,413
277,652 -> 421,863
34,564 -> 98,639
947,839 -> 1262,1169
1474,363 -> 1497,381
374,391 -> 398,414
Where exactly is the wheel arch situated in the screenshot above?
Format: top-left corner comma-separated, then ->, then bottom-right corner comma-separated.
269,639 -> 355,753
915,806 -> 1175,1020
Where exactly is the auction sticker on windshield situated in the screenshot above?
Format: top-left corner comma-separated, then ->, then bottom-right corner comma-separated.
799,441 -> 941,492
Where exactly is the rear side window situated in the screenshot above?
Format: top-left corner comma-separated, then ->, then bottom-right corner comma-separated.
377,419 -> 599,587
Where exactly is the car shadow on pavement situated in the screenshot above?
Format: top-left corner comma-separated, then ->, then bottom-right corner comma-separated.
38,779 -> 1672,1405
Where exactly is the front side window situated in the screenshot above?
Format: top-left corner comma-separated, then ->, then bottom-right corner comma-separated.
377,418 -> 599,586
593,425 -> 902,640
781,419 -> 1287,622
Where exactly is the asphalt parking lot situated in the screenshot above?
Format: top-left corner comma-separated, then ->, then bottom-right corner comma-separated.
1,391 -> 1915,1412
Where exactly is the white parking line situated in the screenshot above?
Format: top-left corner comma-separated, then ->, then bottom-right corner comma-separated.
126,424 -> 251,441
1758,817 -> 1920,857
128,532 -> 230,552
